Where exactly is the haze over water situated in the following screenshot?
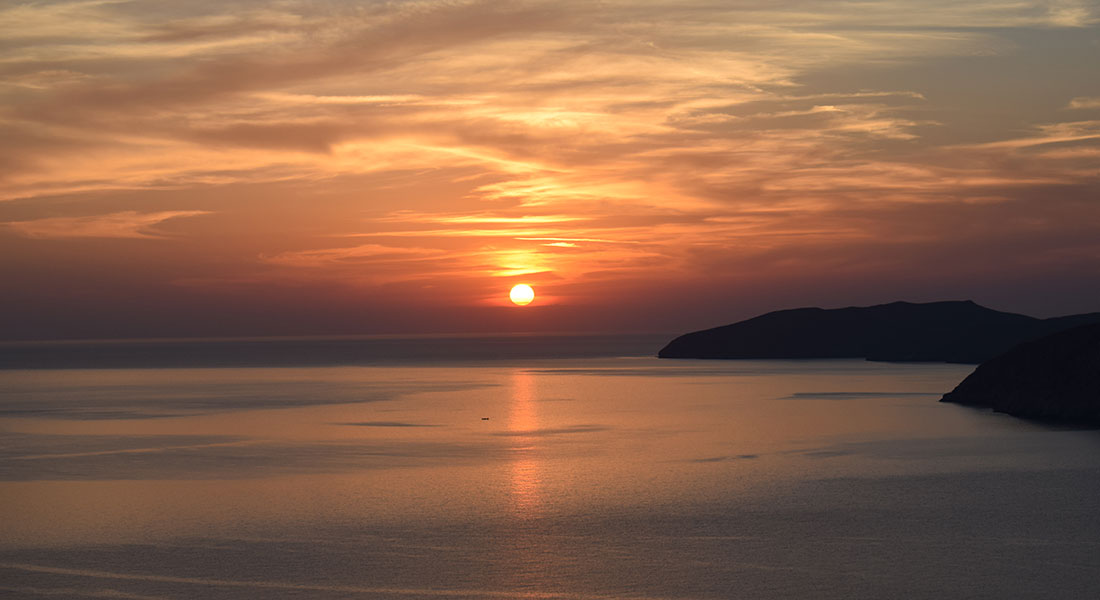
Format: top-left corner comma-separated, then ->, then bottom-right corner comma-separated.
1,335 -> 1099,599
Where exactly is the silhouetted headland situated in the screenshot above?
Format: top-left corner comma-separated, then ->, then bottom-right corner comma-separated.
658,300 -> 1100,363
940,323 -> 1100,423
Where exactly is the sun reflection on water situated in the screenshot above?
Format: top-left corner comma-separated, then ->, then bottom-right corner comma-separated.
508,369 -> 542,517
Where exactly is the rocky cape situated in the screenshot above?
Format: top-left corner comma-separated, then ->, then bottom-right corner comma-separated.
940,323 -> 1100,423
657,300 -> 1100,364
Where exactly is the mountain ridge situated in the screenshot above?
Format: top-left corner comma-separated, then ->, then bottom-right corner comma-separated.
657,300 -> 1100,364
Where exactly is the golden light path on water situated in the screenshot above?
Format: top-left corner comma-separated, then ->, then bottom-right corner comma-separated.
509,369 -> 541,516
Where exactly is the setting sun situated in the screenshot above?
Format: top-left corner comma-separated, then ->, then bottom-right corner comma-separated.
509,284 -> 535,306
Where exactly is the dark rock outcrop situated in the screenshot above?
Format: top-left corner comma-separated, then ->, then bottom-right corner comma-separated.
940,323 -> 1100,423
658,300 -> 1100,364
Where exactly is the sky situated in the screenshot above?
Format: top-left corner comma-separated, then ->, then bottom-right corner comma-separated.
2,0 -> 1099,340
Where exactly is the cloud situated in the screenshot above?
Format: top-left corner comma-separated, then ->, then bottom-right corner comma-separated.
1067,97 -> 1100,109
1,0 -> 1099,336
515,237 -> 640,244
262,244 -> 444,268
961,120 -> 1100,150
2,210 -> 209,239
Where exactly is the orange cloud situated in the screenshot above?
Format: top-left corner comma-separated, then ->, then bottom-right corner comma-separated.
262,244 -> 444,268
2,211 -> 210,239
1,0 -> 1098,337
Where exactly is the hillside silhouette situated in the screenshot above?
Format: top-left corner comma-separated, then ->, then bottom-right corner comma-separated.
658,300 -> 1100,363
941,322 -> 1100,422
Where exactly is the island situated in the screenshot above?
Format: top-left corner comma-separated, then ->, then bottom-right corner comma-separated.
657,300 -> 1100,364
940,322 -> 1100,423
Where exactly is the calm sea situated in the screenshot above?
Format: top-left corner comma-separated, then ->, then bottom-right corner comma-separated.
1,335 -> 1098,599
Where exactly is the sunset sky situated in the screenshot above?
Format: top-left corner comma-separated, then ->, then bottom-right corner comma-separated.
2,0 -> 1099,340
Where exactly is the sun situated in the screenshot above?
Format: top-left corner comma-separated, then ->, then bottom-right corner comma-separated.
509,284 -> 535,306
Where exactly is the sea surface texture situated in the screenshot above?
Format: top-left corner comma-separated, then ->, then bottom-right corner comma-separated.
1,335 -> 1098,599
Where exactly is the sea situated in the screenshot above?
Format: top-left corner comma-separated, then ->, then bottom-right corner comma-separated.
1,333 -> 1098,599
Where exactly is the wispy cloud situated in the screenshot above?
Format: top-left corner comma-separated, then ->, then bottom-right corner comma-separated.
2,211 -> 209,239
1067,97 -> 1100,109
1,0 -> 1098,336
263,244 -> 444,268
515,237 -> 640,245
